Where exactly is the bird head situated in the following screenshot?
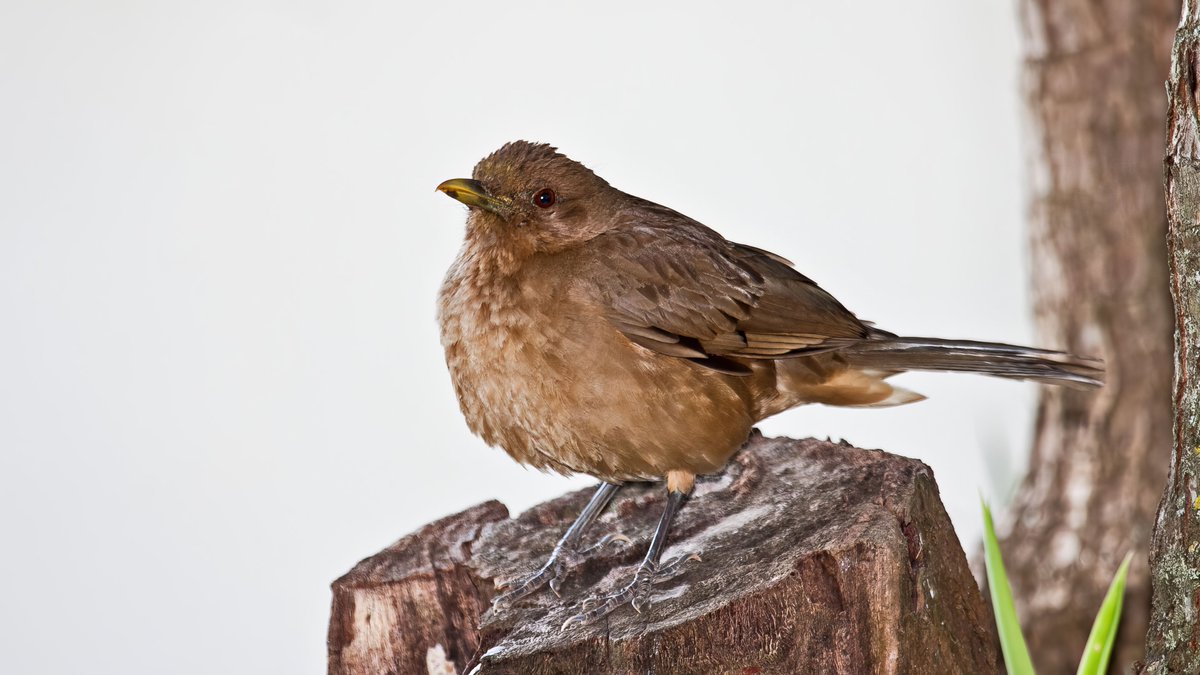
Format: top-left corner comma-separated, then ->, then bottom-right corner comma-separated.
437,141 -> 613,253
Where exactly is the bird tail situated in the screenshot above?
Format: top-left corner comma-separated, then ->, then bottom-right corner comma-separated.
842,336 -> 1104,389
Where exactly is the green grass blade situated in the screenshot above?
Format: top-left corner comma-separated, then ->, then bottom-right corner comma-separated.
981,500 -> 1036,675
1076,552 -> 1133,675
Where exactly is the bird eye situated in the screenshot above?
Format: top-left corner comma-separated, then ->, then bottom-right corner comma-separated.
532,188 -> 556,208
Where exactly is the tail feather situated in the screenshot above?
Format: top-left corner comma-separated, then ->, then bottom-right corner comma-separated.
844,336 -> 1104,389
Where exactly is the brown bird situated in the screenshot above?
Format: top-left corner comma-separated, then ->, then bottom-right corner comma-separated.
435,141 -> 1102,625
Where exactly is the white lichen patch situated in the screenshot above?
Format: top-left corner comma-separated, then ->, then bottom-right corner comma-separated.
483,644 -> 507,658
686,504 -> 774,544
426,644 -> 457,675
692,471 -> 734,498
653,583 -> 690,602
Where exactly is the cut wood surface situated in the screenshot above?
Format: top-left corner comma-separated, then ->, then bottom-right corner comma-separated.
328,434 -> 1000,674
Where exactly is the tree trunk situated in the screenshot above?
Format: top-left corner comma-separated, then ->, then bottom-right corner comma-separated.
999,0 -> 1177,672
328,435 -> 1001,674
1143,4 -> 1200,672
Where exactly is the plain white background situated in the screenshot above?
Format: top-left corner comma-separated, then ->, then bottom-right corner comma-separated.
0,2 -> 1033,673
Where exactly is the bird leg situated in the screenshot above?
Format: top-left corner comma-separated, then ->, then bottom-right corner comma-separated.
562,477 -> 700,628
493,481 -> 624,607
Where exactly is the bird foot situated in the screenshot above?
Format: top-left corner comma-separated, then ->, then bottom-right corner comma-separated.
560,551 -> 702,629
493,532 -> 632,607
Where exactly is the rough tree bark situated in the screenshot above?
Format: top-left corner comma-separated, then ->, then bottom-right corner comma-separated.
1143,4 -> 1200,672
328,436 -> 1001,674
997,0 -> 1178,672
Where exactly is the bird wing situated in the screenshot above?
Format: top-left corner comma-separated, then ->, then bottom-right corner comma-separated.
585,203 -> 870,374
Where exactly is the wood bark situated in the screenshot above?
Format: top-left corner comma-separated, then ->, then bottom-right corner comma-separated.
328,435 -> 1001,674
1143,4 -> 1200,672
999,0 -> 1177,671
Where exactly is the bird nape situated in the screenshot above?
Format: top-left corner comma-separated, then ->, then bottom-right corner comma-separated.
434,140 -> 1103,626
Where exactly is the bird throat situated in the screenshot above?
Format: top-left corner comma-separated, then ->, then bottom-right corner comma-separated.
462,213 -> 537,279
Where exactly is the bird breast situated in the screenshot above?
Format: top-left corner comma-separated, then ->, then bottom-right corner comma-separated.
435,245 -> 757,482
437,245 -> 591,475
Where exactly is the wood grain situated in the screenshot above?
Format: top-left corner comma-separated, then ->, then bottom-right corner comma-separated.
328,435 -> 1000,674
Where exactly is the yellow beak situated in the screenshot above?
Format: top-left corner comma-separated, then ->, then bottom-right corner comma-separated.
436,178 -> 509,215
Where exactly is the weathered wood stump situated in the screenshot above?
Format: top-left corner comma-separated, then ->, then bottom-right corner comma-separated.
328,434 -> 1000,674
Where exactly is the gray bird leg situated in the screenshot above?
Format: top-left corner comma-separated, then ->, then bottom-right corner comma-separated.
562,487 -> 700,628
494,481 -> 625,606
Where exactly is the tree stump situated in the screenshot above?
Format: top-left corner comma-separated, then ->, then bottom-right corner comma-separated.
328,434 -> 1000,674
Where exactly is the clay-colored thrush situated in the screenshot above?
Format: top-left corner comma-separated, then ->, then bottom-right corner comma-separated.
436,141 -> 1102,625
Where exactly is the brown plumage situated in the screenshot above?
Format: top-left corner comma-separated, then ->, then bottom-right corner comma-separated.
435,141 -> 1103,622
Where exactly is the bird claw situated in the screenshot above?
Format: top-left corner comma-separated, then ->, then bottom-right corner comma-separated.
579,532 -> 633,555
561,551 -> 702,628
495,531 -> 632,607
494,558 -> 562,608
657,551 -> 702,576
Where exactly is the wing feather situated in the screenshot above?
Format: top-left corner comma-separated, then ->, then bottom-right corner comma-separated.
585,200 -> 869,371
